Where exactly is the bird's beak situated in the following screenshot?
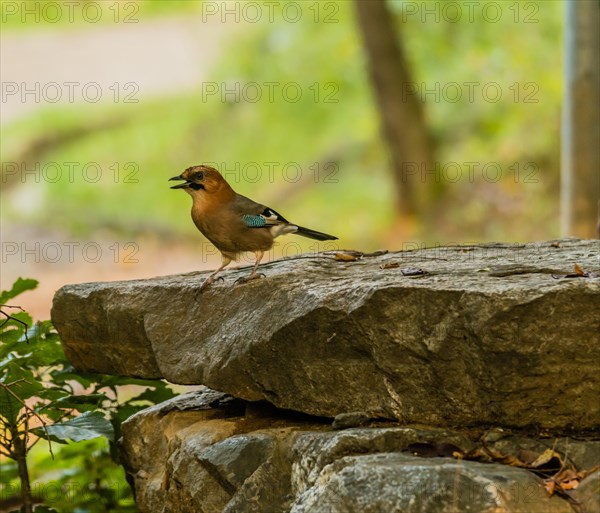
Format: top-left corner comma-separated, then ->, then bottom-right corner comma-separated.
169,175 -> 190,189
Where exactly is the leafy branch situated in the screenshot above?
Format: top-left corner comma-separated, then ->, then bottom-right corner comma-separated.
0,278 -> 176,513
0,379 -> 55,459
0,305 -> 30,343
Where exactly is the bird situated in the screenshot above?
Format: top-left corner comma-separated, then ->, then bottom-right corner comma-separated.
169,165 -> 337,291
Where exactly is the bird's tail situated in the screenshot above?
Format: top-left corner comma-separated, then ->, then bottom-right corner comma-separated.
294,225 -> 338,241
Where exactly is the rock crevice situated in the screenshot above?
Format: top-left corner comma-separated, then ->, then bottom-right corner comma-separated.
119,390 -> 599,513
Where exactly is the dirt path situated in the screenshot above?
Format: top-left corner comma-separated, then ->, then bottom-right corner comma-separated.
1,12 -> 245,318
1,13 -> 236,124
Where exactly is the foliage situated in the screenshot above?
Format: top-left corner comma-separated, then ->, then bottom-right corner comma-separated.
1,1 -> 564,247
0,279 -> 176,512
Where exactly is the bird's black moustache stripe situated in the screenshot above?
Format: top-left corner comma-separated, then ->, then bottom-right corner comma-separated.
190,183 -> 205,190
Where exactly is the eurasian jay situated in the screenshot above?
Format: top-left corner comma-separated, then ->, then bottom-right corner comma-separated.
170,165 -> 337,290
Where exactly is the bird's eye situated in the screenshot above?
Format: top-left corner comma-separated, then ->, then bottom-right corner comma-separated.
194,172 -> 204,180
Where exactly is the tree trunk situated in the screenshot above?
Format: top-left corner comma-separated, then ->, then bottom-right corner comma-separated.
561,0 -> 600,238
354,0 -> 434,218
14,434 -> 33,513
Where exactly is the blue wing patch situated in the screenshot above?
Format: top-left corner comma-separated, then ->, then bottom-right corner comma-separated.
242,214 -> 267,227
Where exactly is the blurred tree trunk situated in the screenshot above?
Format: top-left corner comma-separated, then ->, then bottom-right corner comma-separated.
354,0 -> 434,219
561,0 -> 600,238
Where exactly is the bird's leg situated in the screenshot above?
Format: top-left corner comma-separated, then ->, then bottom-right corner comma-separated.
235,250 -> 265,284
198,256 -> 231,293
247,250 -> 265,280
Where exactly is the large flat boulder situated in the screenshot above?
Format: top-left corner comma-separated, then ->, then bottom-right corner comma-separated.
51,239 -> 600,430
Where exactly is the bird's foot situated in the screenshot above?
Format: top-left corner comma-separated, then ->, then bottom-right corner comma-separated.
195,276 -> 224,298
234,273 -> 265,285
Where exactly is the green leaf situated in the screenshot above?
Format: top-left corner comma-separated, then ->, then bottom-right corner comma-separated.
22,339 -> 65,368
48,365 -> 95,388
50,393 -> 107,412
0,363 -> 45,394
0,278 -> 38,304
0,368 -> 45,425
0,311 -> 32,349
32,411 -> 114,443
94,375 -> 167,388
125,383 -> 176,406
36,387 -> 71,404
18,319 -> 53,343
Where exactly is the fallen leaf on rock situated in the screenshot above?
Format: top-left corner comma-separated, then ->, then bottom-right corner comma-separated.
556,471 -> 580,490
530,448 -> 564,471
473,445 -> 530,467
543,465 -> 599,497
380,262 -> 400,269
466,437 -> 598,507
544,478 -> 556,496
474,441 -> 568,477
334,252 -> 360,262
550,242 -> 561,248
552,263 -> 598,279
324,249 -> 362,256
363,250 -> 389,257
326,249 -> 364,261
544,469 -> 578,496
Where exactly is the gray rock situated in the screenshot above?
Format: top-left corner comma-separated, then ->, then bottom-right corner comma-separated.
570,470 -> 600,513
221,434 -> 296,513
198,433 -> 276,492
120,396 -> 587,513
120,391 -> 313,513
128,388 -> 242,418
332,412 -> 372,430
553,438 -> 600,472
120,392 -> 242,513
290,427 -> 476,496
290,453 -> 573,513
52,239 -> 600,430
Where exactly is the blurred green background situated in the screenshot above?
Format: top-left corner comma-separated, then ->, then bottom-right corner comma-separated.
1,0 -> 562,318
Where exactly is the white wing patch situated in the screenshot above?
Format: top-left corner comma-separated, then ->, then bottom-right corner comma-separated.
270,224 -> 298,238
262,209 -> 280,224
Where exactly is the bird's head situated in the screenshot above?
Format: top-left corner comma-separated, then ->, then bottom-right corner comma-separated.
169,165 -> 228,195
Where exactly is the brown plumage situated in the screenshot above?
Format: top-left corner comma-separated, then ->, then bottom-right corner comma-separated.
170,165 -> 337,290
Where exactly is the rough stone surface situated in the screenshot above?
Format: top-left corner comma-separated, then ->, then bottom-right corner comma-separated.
289,454 -> 573,513
119,391 -> 598,513
52,239 -> 600,430
572,471 -> 600,513
120,391 -> 314,513
198,433 -> 276,492
332,412 -> 373,430
119,389 -> 243,513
